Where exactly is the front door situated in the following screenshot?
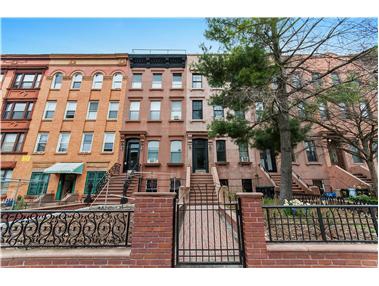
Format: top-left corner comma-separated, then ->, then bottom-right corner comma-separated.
260,149 -> 277,172
192,139 -> 209,173
55,174 -> 76,201
124,139 -> 140,172
328,140 -> 346,169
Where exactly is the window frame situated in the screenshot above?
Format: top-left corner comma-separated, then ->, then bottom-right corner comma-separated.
12,72 -> 42,89
27,172 -> 50,196
51,72 -> 63,89
192,100 -> 203,120
147,141 -> 160,163
172,73 -> 183,88
170,140 -> 182,163
192,73 -> 203,89
129,101 -> 140,120
132,73 -> 142,89
0,133 -> 25,153
152,73 -> 163,89
170,101 -> 182,120
91,73 -> 104,90
107,101 -> 119,120
213,105 -> 224,120
146,179 -> 158,192
1,169 -> 13,195
242,179 -> 253,192
80,132 -> 94,153
86,101 -> 99,120
56,133 -> 71,153
64,101 -> 77,120
304,140 -> 318,162
216,140 -> 227,162
43,101 -> 57,120
239,142 -> 250,162
111,73 -> 123,89
2,101 -> 34,120
34,132 -> 49,153
71,73 -> 83,89
149,101 -> 161,120
102,132 -> 115,153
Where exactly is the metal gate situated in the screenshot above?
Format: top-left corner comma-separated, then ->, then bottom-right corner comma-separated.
174,185 -> 245,267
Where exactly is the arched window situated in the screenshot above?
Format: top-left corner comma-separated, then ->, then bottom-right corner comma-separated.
147,141 -> 159,163
51,72 -> 63,89
170,141 -> 182,163
92,73 -> 103,89
71,73 -> 83,89
112,73 -> 123,89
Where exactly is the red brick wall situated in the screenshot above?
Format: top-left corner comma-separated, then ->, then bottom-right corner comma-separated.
129,192 -> 176,268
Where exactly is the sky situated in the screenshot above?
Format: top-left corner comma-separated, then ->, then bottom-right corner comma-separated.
1,18 -> 217,54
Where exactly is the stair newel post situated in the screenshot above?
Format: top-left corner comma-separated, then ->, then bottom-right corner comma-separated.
105,180 -> 109,205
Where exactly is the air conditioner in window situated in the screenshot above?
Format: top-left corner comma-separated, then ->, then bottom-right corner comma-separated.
240,156 -> 250,162
173,115 -> 180,120
147,159 -> 158,163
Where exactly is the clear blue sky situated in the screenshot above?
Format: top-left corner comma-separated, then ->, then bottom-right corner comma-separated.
1,18 -> 217,54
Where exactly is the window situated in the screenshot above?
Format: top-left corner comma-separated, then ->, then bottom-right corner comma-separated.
172,73 -> 182,88
216,140 -> 226,162
146,179 -> 158,192
108,102 -> 119,120
298,102 -> 306,118
312,180 -> 325,195
102,133 -> 115,152
242,179 -> 253,192
43,101 -> 56,119
13,73 -> 42,89
87,101 -> 99,120
170,141 -> 182,163
1,133 -> 25,152
235,110 -> 245,119
56,133 -> 70,153
192,100 -> 203,119
360,101 -> 370,118
129,101 -> 140,120
319,103 -> 329,120
312,72 -> 322,88
219,179 -> 229,187
339,103 -> 348,119
71,73 -> 83,89
51,73 -> 63,89
147,141 -> 159,163
192,74 -> 202,89
84,171 -> 106,194
292,73 -> 302,88
112,73 -> 123,89
0,72 -> 4,84
1,169 -> 13,195
350,145 -> 364,163
34,133 -> 49,153
171,101 -> 182,120
92,73 -> 103,89
80,133 -> 94,153
132,73 -> 142,88
304,140 -> 318,162
255,102 -> 264,121
27,172 -> 50,196
150,101 -> 161,120
170,178 -> 181,192
213,105 -> 224,120
239,142 -> 249,162
64,101 -> 77,119
330,72 -> 340,85
152,73 -> 162,88
2,102 -> 33,120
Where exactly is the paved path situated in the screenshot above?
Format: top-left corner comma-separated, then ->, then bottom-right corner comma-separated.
177,204 -> 241,264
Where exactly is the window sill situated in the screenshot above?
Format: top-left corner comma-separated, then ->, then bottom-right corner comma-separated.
190,119 -> 205,123
306,162 -> 322,166
216,162 -> 229,166
91,89 -> 102,91
63,119 -> 74,121
170,88 -> 184,91
69,88 -> 81,91
169,120 -> 184,123
101,152 -> 114,155
125,120 -> 141,123
239,161 -> 252,166
42,119 -> 53,121
111,88 -> 122,91
33,152 -> 45,155
167,163 -> 184,167
55,152 -> 68,155
78,152 -> 92,155
85,119 -> 97,122
129,88 -> 143,91
190,88 -> 204,91
149,88 -> 163,91
147,120 -> 162,123
50,88 -> 61,91
144,162 -> 161,167
8,88 -> 40,91
0,152 -> 27,155
1,119 -> 31,122
106,119 -> 117,121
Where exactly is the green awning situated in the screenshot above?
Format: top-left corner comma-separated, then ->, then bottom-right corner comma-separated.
44,163 -> 84,174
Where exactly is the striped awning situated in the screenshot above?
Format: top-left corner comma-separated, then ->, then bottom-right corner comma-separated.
44,163 -> 84,174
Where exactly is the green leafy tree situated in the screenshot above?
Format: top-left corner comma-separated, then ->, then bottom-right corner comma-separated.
196,18 -> 377,201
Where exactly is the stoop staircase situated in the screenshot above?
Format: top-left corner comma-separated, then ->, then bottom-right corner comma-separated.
189,173 -> 218,204
351,172 -> 373,185
270,173 -> 306,195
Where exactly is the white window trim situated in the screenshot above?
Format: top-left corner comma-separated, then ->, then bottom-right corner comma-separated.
172,73 -> 183,89
152,74 -> 163,89
132,74 -> 142,89
80,133 -> 93,153
64,101 -> 77,119
51,73 -> 63,90
34,133 -> 48,153
92,73 -> 104,90
102,133 -> 115,152
43,101 -> 56,120
56,133 -> 70,153
86,101 -> 99,120
129,101 -> 140,120
71,73 -> 83,89
112,73 -> 123,89
107,102 -> 119,120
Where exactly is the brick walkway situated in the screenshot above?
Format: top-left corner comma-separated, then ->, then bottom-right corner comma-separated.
177,204 -> 241,264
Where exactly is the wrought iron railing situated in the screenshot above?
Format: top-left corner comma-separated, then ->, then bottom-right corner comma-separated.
93,163 -> 121,196
292,194 -> 373,205
0,209 -> 133,248
263,205 -> 378,243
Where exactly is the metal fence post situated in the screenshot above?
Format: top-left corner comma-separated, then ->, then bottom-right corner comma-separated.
316,207 -> 327,241
369,207 -> 378,235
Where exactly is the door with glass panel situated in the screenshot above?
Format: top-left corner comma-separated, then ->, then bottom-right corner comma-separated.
192,139 -> 209,173
124,139 -> 140,172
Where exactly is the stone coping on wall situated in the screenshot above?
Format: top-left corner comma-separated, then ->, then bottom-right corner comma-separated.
0,248 -> 131,259
133,192 -> 177,198
267,243 -> 377,253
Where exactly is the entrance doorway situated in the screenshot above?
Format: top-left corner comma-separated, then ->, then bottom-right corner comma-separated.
260,149 -> 277,172
328,139 -> 346,169
192,139 -> 209,173
124,139 -> 140,172
55,174 -> 76,201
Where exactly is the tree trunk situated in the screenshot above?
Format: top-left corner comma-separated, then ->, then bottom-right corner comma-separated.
277,95 -> 293,202
366,159 -> 378,197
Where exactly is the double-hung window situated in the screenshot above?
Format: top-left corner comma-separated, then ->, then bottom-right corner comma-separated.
171,101 -> 182,120
351,145 -> 364,163
43,101 -> 56,119
34,133 -> 49,153
56,133 -> 70,153
71,73 -> 82,89
108,102 -> 119,120
146,179 -> 158,192
150,101 -> 161,120
255,102 -> 264,121
80,133 -> 93,153
64,101 -> 77,119
129,102 -> 140,120
147,141 -> 159,163
192,100 -> 203,119
192,74 -> 202,89
87,101 -> 99,120
216,140 -> 227,162
170,141 -> 182,163
213,105 -> 224,120
304,140 -> 318,162
152,73 -> 162,89
51,73 -> 63,89
312,72 -> 322,88
239,142 -> 249,162
1,169 -> 13,195
319,103 -> 329,120
1,133 -> 25,152
112,73 -> 123,89
103,133 -> 115,152
3,102 -> 34,120
13,73 -> 42,89
92,73 -> 103,89
172,73 -> 182,88
132,73 -> 142,88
